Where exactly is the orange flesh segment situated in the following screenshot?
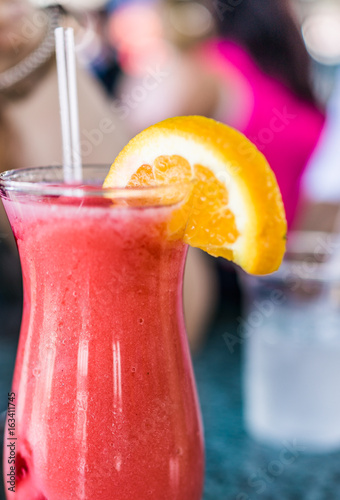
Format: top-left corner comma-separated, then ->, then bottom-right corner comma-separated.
127,155 -> 239,253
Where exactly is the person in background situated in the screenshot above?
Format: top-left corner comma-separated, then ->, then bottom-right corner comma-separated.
0,1 -> 127,172
111,0 -> 325,228
194,0 -> 325,228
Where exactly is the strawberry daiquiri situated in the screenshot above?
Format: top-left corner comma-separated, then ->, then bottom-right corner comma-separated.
1,165 -> 204,500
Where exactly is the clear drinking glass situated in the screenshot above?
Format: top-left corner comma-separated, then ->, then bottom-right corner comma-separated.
0,165 -> 204,500
242,230 -> 340,452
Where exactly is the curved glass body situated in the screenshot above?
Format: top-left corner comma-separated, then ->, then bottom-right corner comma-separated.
0,166 -> 204,500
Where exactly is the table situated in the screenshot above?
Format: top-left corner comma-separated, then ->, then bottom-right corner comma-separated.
1,305 -> 340,499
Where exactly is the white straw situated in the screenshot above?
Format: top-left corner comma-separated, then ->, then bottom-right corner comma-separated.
55,27 -> 72,182
65,28 -> 82,182
54,27 -> 82,184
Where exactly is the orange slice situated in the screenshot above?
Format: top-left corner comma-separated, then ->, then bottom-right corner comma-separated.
104,116 -> 287,275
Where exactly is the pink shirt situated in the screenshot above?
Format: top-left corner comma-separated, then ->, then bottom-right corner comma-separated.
199,40 -> 325,226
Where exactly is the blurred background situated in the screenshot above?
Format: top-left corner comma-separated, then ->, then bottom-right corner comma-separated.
26,0 -> 340,210
2,0 -> 340,498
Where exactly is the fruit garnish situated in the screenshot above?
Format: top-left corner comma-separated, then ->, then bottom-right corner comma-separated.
103,116 -> 287,275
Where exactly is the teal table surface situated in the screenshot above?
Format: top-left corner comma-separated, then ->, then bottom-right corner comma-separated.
1,302 -> 340,500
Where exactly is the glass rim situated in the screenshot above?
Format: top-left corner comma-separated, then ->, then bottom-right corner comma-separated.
0,165 -> 192,201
